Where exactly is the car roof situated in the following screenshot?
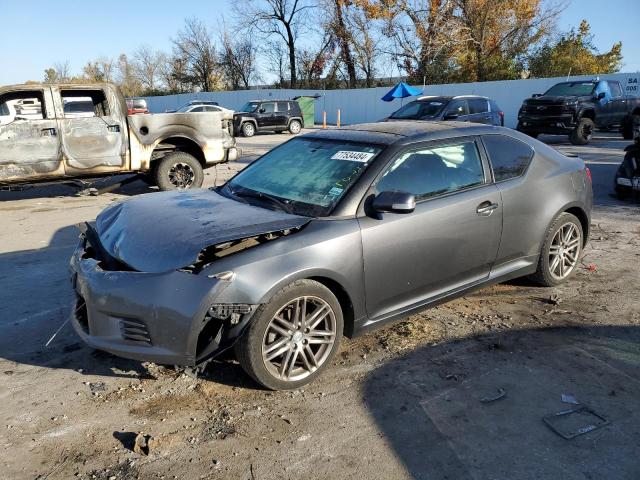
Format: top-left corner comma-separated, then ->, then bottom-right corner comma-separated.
415,95 -> 489,102
304,121 -> 501,145
250,99 -> 295,103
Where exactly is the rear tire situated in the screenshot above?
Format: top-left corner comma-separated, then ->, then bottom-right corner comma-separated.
235,280 -> 343,390
615,185 -> 629,200
152,152 -> 203,191
288,119 -> 302,135
242,122 -> 256,137
529,212 -> 583,287
622,114 -> 639,140
569,118 -> 594,145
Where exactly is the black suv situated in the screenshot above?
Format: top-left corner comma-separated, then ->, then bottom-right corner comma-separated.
386,95 -> 504,126
517,79 -> 640,145
234,100 -> 304,137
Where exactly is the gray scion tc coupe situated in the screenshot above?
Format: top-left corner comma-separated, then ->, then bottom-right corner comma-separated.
70,121 -> 592,390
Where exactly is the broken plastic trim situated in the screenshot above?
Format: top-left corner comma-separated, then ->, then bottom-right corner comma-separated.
181,226 -> 305,274
209,303 -> 254,321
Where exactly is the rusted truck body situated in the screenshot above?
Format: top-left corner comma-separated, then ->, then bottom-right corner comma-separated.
0,83 -> 238,190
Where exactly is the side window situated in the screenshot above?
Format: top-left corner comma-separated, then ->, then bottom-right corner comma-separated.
261,102 -> 275,113
277,101 -> 289,112
190,106 -> 205,112
468,98 -> 489,114
61,90 -> 109,118
609,81 -> 623,97
445,100 -> 468,116
482,135 -> 534,182
376,141 -> 485,200
0,91 -> 46,120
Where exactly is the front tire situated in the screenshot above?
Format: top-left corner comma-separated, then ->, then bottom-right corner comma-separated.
235,280 -> 343,390
529,212 -> 583,287
288,119 -> 302,135
152,152 -> 203,191
242,122 -> 256,137
569,118 -> 594,145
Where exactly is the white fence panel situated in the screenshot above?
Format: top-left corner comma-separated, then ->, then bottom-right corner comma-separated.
143,72 -> 639,129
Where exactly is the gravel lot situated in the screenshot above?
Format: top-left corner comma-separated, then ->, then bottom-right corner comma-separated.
1,130 -> 639,480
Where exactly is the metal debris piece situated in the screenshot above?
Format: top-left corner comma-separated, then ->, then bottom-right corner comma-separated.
561,393 -> 580,405
133,433 -> 153,455
89,382 -> 106,392
480,388 -> 506,403
543,406 -> 609,439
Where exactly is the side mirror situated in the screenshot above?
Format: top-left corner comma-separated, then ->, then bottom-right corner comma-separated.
372,191 -> 416,214
532,93 -> 542,98
443,113 -> 459,121
596,92 -> 606,100
258,108 -> 266,113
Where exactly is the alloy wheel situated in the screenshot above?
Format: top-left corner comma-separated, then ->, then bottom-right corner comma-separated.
261,296 -> 337,382
290,121 -> 301,134
548,222 -> 581,280
168,162 -> 195,189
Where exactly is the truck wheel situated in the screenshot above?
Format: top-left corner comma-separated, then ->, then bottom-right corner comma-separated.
622,115 -> 639,140
288,120 -> 302,135
569,118 -> 594,145
242,122 -> 256,137
153,152 -> 203,191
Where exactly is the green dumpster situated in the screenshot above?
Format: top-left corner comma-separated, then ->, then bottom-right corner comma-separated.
293,95 -> 320,128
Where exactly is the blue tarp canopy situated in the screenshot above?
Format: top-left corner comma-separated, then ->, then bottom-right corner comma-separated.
381,82 -> 422,102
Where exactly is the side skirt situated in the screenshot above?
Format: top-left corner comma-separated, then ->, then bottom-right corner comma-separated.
352,256 -> 538,337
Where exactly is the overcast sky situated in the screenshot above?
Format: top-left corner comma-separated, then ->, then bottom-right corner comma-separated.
0,0 -> 637,86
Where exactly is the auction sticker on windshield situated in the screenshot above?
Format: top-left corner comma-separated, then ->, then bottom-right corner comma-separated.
331,151 -> 376,162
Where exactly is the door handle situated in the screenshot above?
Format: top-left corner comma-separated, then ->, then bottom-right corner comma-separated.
476,201 -> 499,216
41,127 -> 57,136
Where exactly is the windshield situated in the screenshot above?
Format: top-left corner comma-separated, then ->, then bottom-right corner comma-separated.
240,102 -> 260,112
176,104 -> 194,113
390,100 -> 446,119
225,138 -> 381,216
544,82 -> 596,97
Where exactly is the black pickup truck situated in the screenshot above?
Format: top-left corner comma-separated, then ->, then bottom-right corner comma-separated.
517,79 -> 640,145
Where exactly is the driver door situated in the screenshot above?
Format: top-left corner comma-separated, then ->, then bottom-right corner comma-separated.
256,102 -> 277,128
358,137 -> 502,321
0,87 -> 63,182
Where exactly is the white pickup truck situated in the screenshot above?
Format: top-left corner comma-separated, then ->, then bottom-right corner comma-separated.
0,83 -> 238,190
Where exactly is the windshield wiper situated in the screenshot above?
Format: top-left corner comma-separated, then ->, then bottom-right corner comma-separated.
229,186 -> 294,214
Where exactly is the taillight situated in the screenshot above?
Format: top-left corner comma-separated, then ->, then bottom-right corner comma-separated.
498,111 -> 504,126
585,167 -> 592,182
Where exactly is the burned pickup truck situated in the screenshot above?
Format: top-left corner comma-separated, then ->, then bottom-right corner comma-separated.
0,83 -> 238,190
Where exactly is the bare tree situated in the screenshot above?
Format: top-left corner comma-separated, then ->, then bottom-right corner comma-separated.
53,61 -> 71,82
344,3 -> 381,87
236,0 -> 314,87
83,57 -> 115,83
172,18 -> 219,91
134,45 -> 167,92
219,29 -> 258,89
262,40 -> 289,86
116,54 -> 142,96
321,0 -> 358,87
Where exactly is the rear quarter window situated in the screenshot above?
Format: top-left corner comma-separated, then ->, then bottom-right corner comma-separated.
468,98 -> 489,114
482,135 -> 534,182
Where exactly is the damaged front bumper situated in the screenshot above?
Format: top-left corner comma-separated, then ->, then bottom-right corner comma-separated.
69,233 -> 256,366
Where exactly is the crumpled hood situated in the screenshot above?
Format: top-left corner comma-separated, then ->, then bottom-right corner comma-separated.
95,189 -> 311,273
